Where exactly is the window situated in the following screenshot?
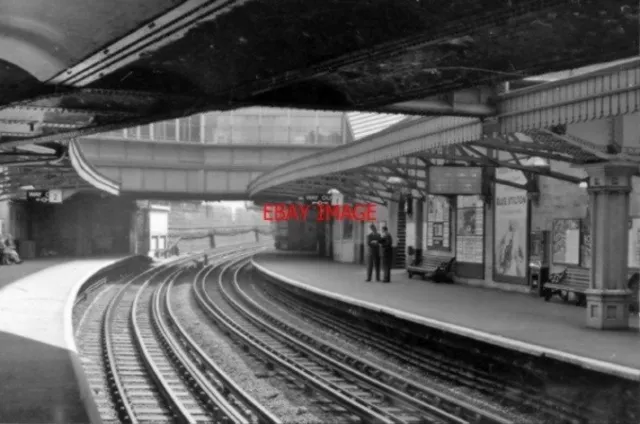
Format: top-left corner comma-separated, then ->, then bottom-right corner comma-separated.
203,112 -> 219,143
176,116 -> 202,142
139,124 -> 151,140
189,115 -> 201,143
165,119 -> 177,141
179,118 -> 189,142
290,113 -> 317,145
125,127 -> 138,139
317,115 -> 343,145
205,112 -> 232,143
102,130 -> 124,138
153,122 -> 166,141
260,114 -> 290,144
232,112 -> 260,144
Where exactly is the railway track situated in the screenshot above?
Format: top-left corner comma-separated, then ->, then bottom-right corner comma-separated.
194,253 -> 511,424
253,274 -> 592,424
76,245 -> 267,424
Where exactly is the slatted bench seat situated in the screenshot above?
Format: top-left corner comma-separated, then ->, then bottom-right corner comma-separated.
407,255 -> 456,282
542,268 -> 588,306
543,268 -> 640,309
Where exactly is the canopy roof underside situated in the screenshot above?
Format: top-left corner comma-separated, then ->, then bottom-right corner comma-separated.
251,128 -> 627,204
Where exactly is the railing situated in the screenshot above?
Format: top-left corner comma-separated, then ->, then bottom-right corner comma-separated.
156,226 -> 274,259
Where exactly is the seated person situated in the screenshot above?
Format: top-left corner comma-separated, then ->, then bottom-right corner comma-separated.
2,236 -> 22,264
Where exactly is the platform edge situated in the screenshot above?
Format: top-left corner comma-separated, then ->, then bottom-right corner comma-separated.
251,257 -> 640,382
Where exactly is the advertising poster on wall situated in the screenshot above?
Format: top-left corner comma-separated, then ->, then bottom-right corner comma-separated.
422,204 -> 429,252
494,168 -> 529,282
456,196 -> 484,264
628,218 -> 640,269
427,195 -> 450,250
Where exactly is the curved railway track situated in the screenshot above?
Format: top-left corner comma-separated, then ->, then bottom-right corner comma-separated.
252,273 -> 594,424
76,245 -> 268,424
194,254 -> 511,424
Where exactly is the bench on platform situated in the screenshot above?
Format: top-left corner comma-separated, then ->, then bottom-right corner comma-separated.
543,268 -> 640,309
407,254 -> 456,283
542,268 -> 587,305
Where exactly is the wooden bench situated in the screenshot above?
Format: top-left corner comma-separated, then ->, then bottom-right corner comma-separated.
407,255 -> 456,282
543,268 -> 640,309
542,268 -> 588,306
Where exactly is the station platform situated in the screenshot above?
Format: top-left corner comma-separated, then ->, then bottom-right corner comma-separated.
0,257 -> 126,424
0,258 -> 71,290
252,252 -> 640,381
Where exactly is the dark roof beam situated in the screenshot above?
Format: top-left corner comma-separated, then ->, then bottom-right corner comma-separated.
379,87 -> 496,118
462,144 -> 581,184
472,138 -> 578,163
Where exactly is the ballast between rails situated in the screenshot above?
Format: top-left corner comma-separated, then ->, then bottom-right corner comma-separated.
196,254 -> 434,424
98,245 -> 267,424
167,252 -> 282,424
154,270 -> 253,424
258,280 -> 589,424
103,253 -> 210,423
232,261 -> 511,424
131,268 -> 199,423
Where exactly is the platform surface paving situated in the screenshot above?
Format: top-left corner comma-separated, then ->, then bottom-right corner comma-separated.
0,258 -> 72,290
253,252 -> 640,378
0,258 -> 122,423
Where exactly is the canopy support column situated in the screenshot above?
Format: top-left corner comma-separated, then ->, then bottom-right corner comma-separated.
583,162 -> 637,330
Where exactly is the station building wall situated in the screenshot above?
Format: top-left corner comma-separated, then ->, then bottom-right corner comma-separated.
396,159 -> 640,293
25,192 -> 136,258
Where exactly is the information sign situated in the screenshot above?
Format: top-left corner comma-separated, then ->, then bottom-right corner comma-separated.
26,189 -> 63,204
429,167 -> 483,195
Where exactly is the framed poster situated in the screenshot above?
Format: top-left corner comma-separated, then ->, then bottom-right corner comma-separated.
628,217 -> 640,269
456,196 -> 484,264
426,195 -> 451,251
456,195 -> 485,279
552,219 -> 581,266
493,168 -> 530,284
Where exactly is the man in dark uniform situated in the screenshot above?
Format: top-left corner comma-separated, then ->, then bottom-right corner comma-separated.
366,224 -> 381,282
380,226 -> 393,282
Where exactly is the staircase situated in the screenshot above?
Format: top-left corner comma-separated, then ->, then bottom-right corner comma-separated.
394,206 -> 407,268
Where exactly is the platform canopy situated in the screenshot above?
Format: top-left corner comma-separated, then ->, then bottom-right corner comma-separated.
0,0 -> 637,153
247,59 -> 640,204
246,126 -> 610,205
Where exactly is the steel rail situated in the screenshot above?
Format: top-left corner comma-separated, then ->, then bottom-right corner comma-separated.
164,249 -> 282,424
195,254 -> 405,424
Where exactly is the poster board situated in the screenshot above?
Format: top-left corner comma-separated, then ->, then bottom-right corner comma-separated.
493,168 -> 529,284
455,196 -> 484,264
426,195 -> 451,251
628,218 -> 640,269
456,195 -> 485,279
552,219 -> 581,266
580,219 -> 591,269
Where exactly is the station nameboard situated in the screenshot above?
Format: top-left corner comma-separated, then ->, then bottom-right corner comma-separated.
428,167 -> 483,195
